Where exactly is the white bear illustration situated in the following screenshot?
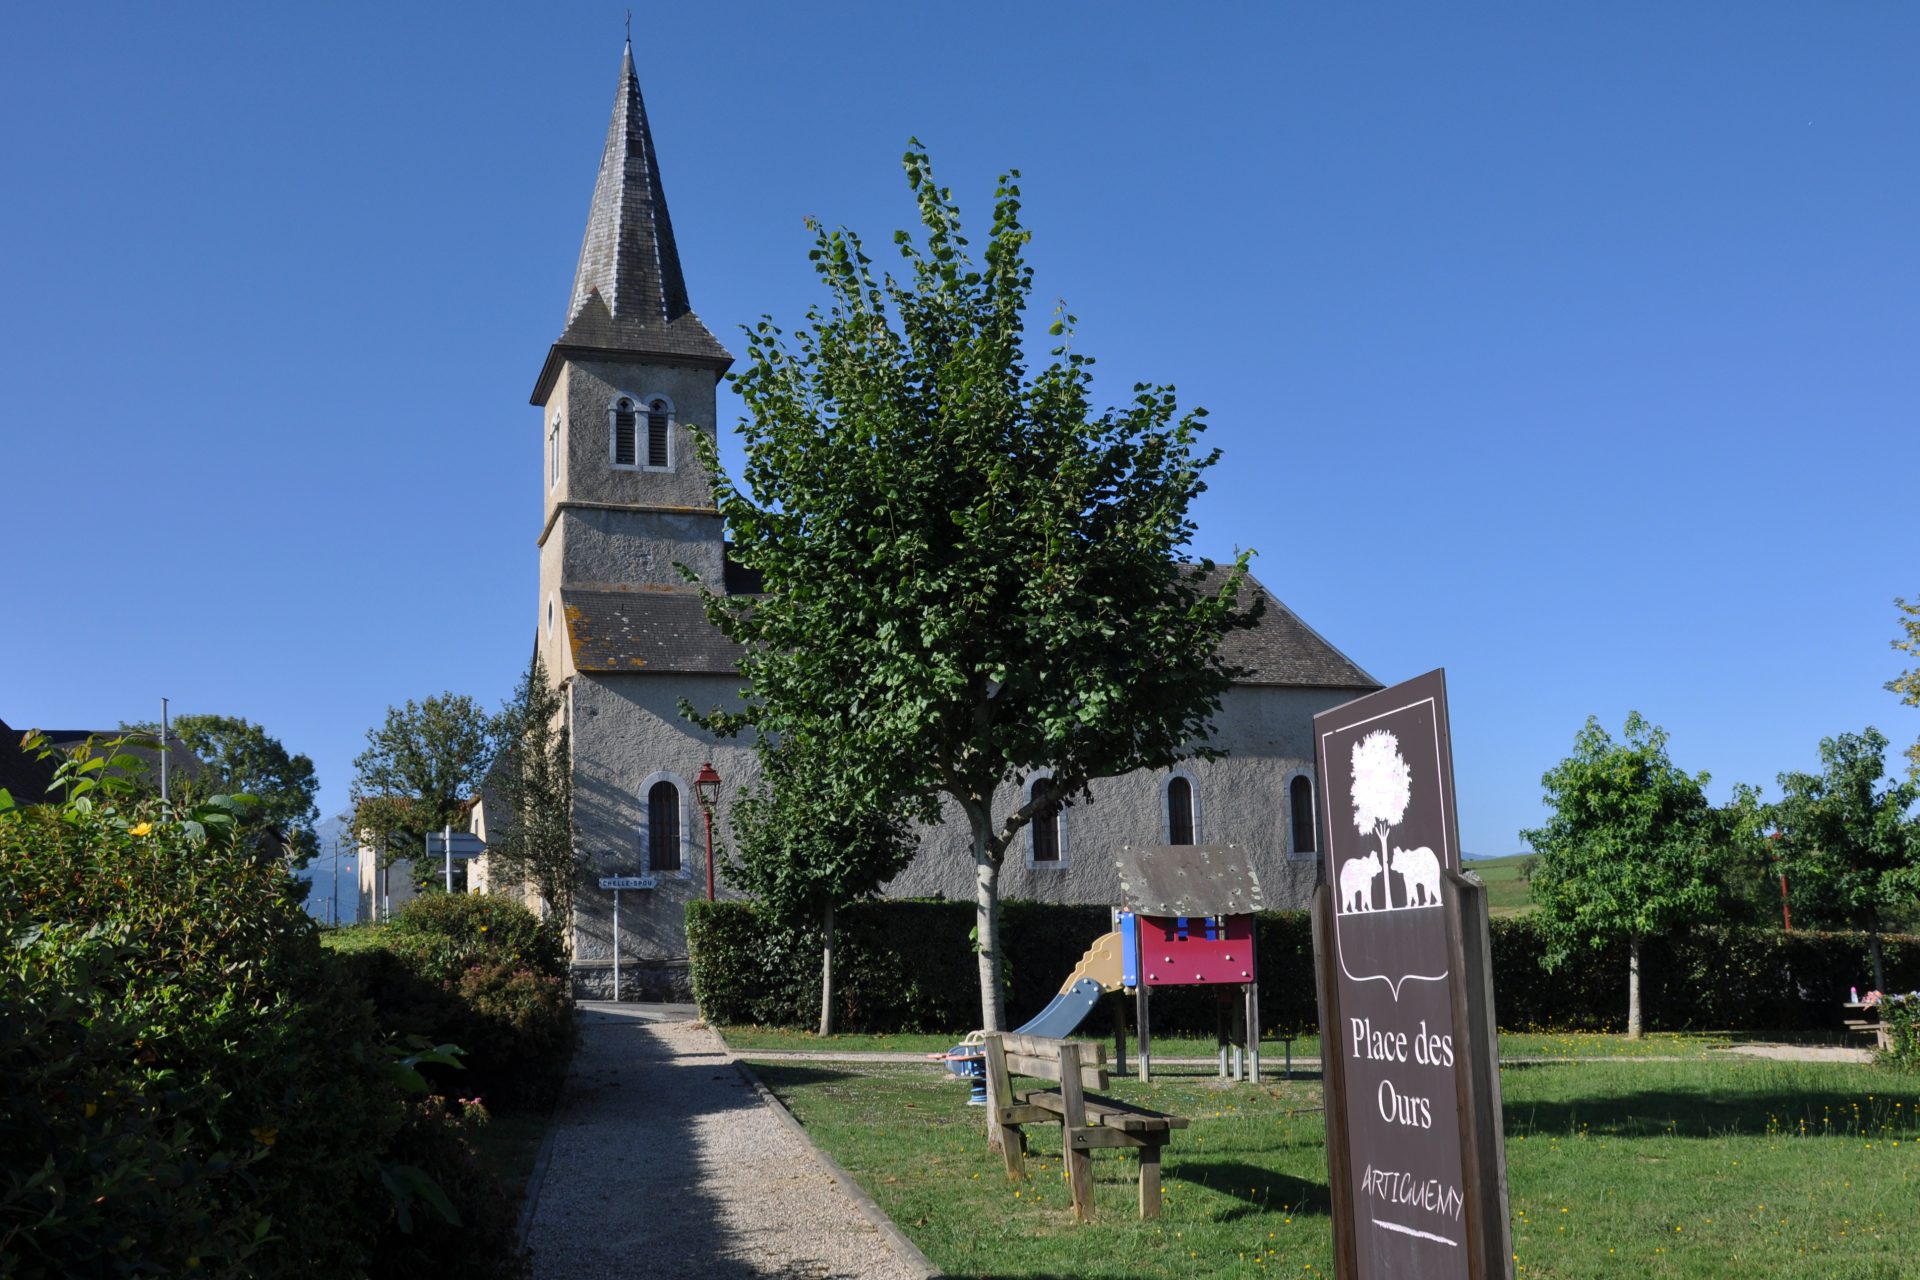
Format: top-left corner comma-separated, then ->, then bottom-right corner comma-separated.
1391,845 -> 1442,908
1339,851 -> 1383,914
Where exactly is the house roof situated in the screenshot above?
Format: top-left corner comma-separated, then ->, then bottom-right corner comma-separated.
560,563 -> 1375,691
531,41 -> 731,403
0,719 -> 58,805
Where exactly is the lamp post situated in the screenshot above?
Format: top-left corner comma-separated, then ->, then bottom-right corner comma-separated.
695,760 -> 721,902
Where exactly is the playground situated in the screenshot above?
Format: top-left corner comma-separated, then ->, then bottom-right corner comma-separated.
742,1049 -> 1920,1279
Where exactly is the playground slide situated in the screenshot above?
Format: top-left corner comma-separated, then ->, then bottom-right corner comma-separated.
946,930 -> 1125,1072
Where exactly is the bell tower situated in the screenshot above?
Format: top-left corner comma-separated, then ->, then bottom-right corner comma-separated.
531,41 -> 733,667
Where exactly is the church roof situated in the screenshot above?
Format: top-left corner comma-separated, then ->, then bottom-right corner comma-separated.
560,565 -> 1375,690
561,586 -> 744,675
532,43 -> 732,403
1204,567 -> 1378,691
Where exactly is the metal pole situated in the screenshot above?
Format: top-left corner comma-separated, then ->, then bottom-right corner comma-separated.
330,836 -> 339,925
444,823 -> 453,893
704,806 -> 715,902
612,888 -> 621,1002
159,697 -> 169,804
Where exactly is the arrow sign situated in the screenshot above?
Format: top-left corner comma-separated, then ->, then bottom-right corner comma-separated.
426,832 -> 486,858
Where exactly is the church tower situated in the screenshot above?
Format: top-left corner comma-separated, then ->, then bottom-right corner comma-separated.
531,41 -> 733,661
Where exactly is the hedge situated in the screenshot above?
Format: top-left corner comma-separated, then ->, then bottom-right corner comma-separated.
686,898 -> 1920,1037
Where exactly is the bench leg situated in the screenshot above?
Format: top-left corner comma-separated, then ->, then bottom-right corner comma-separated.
1138,1143 -> 1163,1219
999,1123 -> 1026,1182
1067,1137 -> 1094,1222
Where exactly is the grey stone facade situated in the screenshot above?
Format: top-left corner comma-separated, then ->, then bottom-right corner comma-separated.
524,44 -> 1376,1001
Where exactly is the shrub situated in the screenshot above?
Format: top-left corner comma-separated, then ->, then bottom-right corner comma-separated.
369,1099 -> 532,1280
385,892 -> 567,985
1879,994 -> 1920,1070
0,774 -> 399,1277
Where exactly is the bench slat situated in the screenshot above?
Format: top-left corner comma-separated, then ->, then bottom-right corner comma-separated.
1006,1052 -> 1109,1091
1002,1032 -> 1107,1065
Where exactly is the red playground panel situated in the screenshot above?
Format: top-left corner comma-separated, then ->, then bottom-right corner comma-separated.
1136,913 -> 1255,987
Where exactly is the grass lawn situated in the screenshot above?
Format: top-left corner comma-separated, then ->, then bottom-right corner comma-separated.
747,1054 -> 1920,1279
718,1024 -> 1760,1062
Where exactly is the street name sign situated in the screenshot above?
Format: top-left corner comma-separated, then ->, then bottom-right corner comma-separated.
1311,669 -> 1511,1280
599,875 -> 657,891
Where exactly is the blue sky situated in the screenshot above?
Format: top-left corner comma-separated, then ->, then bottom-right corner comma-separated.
2,4 -> 1914,859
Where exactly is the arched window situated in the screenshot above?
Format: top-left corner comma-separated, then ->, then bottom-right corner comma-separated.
549,415 -> 561,489
1166,774 -> 1195,846
611,396 -> 638,467
646,778 -> 682,871
1027,775 -> 1066,867
1290,774 -> 1316,855
646,398 -> 671,469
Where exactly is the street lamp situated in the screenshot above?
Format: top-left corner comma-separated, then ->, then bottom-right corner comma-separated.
694,760 -> 722,902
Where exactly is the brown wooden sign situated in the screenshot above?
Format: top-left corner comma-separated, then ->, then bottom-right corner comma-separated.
1312,669 -> 1511,1280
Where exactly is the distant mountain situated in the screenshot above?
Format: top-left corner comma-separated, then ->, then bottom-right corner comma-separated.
294,815 -> 359,925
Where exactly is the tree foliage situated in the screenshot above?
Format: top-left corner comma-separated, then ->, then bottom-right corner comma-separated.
124,713 -> 321,868
1770,727 -> 1919,990
484,655 -> 578,923
1889,595 -> 1920,780
350,693 -> 497,880
685,144 -> 1257,1029
1522,713 -> 1729,1037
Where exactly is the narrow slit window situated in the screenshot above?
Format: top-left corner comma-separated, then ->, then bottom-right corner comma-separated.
1167,776 -> 1194,846
1291,775 -> 1316,854
647,779 -> 681,871
1032,784 -> 1061,863
646,399 -> 670,468
613,398 -> 637,466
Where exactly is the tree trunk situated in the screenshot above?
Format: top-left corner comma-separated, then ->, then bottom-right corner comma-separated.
1868,926 -> 1887,994
818,900 -> 837,1037
969,803 -> 1007,1032
1626,935 -> 1643,1040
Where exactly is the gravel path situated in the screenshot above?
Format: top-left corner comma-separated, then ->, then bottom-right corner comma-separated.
524,1006 -> 922,1280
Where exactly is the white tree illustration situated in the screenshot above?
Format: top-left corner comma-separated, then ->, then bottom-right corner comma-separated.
1351,729 -> 1412,907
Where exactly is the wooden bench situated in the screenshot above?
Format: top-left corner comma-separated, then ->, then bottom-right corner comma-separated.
981,1032 -> 1188,1221
1844,1006 -> 1891,1051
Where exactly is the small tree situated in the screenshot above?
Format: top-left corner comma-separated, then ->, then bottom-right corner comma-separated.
1889,596 -> 1920,780
485,655 -> 579,925
726,738 -> 918,1035
350,693 -> 497,891
688,144 -> 1256,1030
1771,727 -> 1920,992
1522,713 -> 1725,1038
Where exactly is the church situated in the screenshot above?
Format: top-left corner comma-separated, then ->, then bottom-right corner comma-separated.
518,43 -> 1378,1000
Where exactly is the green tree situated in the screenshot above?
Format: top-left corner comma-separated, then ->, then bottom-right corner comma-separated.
350,693 -> 497,893
1770,727 -> 1920,992
484,655 -> 578,925
687,144 -> 1257,1030
1522,714 -> 1726,1038
123,714 -> 321,868
726,737 -> 919,1035
1889,595 -> 1920,780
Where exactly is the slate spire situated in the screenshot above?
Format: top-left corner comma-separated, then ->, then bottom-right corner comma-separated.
551,41 -> 730,368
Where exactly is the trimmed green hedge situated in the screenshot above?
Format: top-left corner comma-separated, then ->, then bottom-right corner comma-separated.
687,898 -> 1920,1037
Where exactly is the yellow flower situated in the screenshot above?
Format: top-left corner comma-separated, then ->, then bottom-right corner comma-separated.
129,822 -> 153,837
251,1127 -> 277,1147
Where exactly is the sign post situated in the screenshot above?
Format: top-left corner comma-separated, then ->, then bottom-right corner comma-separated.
1311,669 -> 1511,1280
425,831 -> 486,894
598,875 -> 656,1002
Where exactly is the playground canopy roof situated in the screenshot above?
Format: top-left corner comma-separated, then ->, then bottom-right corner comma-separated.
1114,844 -> 1265,917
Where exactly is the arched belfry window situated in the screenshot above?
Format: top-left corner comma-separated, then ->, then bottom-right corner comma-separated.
646,398 -> 671,469
1290,775 -> 1317,856
644,776 -> 683,872
1165,773 -> 1197,846
611,397 -> 638,467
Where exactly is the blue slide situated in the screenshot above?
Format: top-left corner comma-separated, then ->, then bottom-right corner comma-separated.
944,978 -> 1107,1077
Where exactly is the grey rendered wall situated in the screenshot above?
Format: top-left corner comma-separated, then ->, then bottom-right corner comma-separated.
552,359 -> 723,515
